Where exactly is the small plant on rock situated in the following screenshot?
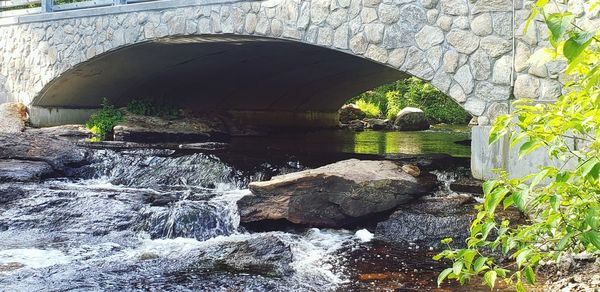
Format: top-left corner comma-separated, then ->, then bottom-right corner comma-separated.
85,98 -> 123,142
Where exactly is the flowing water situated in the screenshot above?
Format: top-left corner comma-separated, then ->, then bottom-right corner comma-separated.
0,128 -> 480,291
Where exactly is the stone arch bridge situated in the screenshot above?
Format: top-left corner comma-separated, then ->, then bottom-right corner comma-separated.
0,0 -> 591,178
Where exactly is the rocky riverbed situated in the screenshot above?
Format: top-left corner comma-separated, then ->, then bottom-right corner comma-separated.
0,126 -> 597,291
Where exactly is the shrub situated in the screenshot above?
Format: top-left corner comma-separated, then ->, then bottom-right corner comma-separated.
347,78 -> 470,124
436,1 -> 600,290
355,99 -> 381,118
85,98 -> 123,142
127,98 -> 180,118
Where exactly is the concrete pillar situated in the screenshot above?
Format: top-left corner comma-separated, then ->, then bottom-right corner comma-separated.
471,125 -> 578,180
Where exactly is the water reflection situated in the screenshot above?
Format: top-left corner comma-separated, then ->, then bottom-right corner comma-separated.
230,125 -> 471,158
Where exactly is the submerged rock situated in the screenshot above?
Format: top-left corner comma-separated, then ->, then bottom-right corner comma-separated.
339,104 -> 366,124
238,159 -> 437,228
394,107 -> 430,131
0,160 -> 53,182
113,111 -> 229,143
212,234 -> 294,277
0,103 -> 28,133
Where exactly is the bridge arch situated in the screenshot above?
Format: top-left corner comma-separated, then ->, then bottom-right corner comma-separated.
0,0 -> 531,125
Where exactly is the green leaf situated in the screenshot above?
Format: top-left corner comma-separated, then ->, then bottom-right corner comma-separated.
515,249 -> 531,268
581,158 -> 600,180
485,188 -> 510,214
481,222 -> 496,240
545,13 -> 575,45
517,281 -> 526,292
482,180 -> 498,196
582,231 -> 600,250
530,169 -> 550,190
473,256 -> 488,272
453,261 -> 463,275
437,268 -> 453,287
557,233 -> 574,251
483,270 -> 497,289
564,30 -> 595,61
512,189 -> 529,211
519,140 -> 542,158
524,266 -> 536,284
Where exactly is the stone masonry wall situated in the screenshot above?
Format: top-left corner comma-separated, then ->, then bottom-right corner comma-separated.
0,0 -> 592,122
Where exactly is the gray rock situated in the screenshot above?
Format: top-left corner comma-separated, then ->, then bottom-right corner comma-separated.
514,74 -> 540,99
479,35 -> 512,58
492,55 -> 513,85
472,0 -> 513,14
113,111 -> 229,143
415,25 -> 444,50
378,4 -> 400,24
339,104 -> 366,123
238,159 -> 436,227
463,98 -> 486,116
375,195 -> 477,248
0,132 -> 88,171
454,65 -> 474,94
364,118 -> 392,130
471,13 -> 492,36
394,107 -> 430,131
446,29 -> 480,54
443,50 -> 460,73
0,159 -> 54,182
474,82 -> 511,101
191,234 -> 295,277
469,50 -> 491,81
440,0 -> 468,15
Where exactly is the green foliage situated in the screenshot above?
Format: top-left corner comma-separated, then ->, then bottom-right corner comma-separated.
436,1 -> 600,290
347,78 -> 470,124
354,99 -> 381,118
85,98 -> 123,142
127,98 -> 180,118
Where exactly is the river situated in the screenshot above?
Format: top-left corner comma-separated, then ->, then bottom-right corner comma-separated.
0,127 -> 501,291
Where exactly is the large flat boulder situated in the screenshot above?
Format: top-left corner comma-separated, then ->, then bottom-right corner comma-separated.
238,159 -> 437,227
0,103 -> 28,133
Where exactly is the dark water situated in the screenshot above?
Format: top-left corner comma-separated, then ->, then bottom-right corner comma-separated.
0,128 -> 476,291
230,125 -> 471,158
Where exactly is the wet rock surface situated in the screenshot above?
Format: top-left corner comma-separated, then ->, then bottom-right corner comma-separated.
450,177 -> 484,194
238,159 -> 437,228
113,111 -> 230,143
210,234 -> 294,277
375,195 -> 477,249
0,132 -> 89,172
0,160 -> 54,182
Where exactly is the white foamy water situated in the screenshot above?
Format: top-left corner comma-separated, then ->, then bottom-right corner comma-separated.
0,248 -> 71,269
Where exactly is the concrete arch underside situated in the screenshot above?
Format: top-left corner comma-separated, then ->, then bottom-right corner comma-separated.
34,34 -> 407,114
